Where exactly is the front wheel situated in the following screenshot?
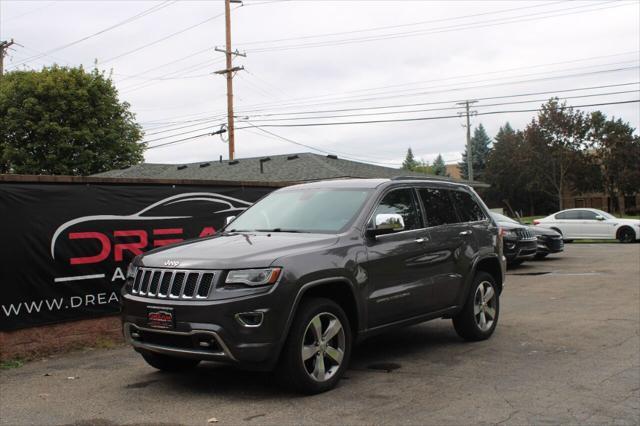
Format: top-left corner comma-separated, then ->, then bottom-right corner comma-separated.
452,272 -> 500,341
618,227 -> 636,243
279,297 -> 352,394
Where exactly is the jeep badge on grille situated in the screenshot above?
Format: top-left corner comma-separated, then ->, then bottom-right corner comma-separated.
164,260 -> 180,267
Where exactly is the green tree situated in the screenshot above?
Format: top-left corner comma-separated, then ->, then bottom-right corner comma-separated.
413,158 -> 433,174
402,147 -> 418,171
0,65 -> 144,175
588,112 -> 640,213
524,99 -> 591,210
485,123 -> 531,213
459,123 -> 492,181
431,154 -> 448,176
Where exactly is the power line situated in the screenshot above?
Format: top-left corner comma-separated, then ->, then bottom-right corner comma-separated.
144,99 -> 640,151
236,51 -> 639,111
145,133 -> 214,150
235,65 -> 640,113
119,57 -> 225,93
234,99 -> 640,129
245,2 -> 628,53
139,84 -> 640,137
8,1 -> 176,69
235,0 -> 565,47
3,1 -> 56,23
112,46 -> 214,83
240,127 -> 401,164
242,90 -> 640,122
101,9 -> 227,64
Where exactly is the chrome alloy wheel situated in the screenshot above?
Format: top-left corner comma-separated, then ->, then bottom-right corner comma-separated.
474,281 -> 497,332
301,312 -> 346,382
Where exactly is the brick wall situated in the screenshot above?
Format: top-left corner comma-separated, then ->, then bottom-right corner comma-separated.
0,317 -> 123,361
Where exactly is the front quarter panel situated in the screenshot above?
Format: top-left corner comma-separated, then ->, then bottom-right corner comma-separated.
272,231 -> 367,336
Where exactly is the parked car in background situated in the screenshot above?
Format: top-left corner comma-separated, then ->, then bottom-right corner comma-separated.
533,208 -> 640,243
490,213 -> 537,266
122,178 -> 505,394
529,226 -> 564,259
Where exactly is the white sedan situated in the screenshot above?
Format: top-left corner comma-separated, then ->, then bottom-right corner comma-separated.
533,208 -> 640,243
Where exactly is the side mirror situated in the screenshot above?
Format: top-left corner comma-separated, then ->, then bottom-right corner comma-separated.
595,215 -> 605,221
367,213 -> 405,237
225,215 -> 236,226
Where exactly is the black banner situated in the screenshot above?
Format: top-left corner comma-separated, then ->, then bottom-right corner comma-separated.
0,183 -> 275,330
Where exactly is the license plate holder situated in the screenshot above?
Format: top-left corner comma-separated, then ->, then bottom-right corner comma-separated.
147,306 -> 175,330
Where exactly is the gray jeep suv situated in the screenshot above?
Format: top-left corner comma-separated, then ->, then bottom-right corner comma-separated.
121,178 -> 505,394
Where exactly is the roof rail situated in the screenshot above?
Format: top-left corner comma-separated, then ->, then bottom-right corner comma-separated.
391,176 -> 448,181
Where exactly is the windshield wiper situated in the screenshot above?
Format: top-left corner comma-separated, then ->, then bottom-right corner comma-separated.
256,228 -> 302,233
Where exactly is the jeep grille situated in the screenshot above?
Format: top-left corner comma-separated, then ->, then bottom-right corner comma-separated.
131,268 -> 215,299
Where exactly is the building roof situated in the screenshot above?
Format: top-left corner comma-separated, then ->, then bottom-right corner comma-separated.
94,152 -> 484,186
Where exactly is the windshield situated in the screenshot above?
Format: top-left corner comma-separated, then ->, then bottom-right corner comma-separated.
594,209 -> 615,219
227,188 -> 373,233
491,212 -> 520,224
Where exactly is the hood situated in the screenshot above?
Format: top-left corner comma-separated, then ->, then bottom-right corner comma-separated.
494,220 -> 526,230
138,232 -> 339,269
612,218 -> 640,226
530,226 -> 560,237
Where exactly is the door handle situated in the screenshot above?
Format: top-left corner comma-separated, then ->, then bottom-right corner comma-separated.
459,230 -> 473,236
415,237 -> 428,243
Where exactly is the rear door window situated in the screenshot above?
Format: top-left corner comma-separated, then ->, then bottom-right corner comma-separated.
450,190 -> 488,223
418,188 -> 458,226
556,211 -> 581,220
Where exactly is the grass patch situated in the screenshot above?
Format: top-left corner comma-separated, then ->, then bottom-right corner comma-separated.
0,358 -> 25,370
93,336 -> 120,349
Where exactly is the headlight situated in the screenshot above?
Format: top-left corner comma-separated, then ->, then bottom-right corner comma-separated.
503,230 -> 517,239
126,263 -> 138,279
225,268 -> 282,286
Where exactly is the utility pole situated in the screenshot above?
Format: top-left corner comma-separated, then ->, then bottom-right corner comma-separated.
0,39 -> 16,76
457,100 -> 477,181
214,0 -> 245,161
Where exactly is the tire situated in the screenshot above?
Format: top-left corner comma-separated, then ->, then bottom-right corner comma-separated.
278,297 -> 352,394
618,227 -> 635,243
140,352 -> 200,372
452,272 -> 500,341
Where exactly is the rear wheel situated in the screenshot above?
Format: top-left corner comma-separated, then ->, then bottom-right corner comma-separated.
140,352 -> 200,372
618,227 -> 635,243
279,297 -> 351,394
453,272 -> 500,341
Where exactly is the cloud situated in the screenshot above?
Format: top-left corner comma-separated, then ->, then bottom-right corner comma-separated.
2,0 -> 638,166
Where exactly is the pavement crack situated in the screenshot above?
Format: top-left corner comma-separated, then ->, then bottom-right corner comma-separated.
496,409 -> 520,425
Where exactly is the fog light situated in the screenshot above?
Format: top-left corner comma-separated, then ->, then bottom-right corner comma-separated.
235,311 -> 264,327
131,332 -> 140,339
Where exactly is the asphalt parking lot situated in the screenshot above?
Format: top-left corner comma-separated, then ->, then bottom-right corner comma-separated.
1,244 -> 639,426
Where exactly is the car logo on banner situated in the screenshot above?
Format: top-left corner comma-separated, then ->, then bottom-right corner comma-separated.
49,192 -> 253,284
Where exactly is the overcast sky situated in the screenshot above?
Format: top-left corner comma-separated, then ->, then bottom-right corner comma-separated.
2,0 -> 639,167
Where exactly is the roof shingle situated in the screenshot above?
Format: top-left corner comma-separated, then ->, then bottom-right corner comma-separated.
94,152 -> 477,185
